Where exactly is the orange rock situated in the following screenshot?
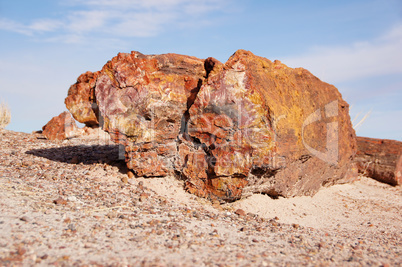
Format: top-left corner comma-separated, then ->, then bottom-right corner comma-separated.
186,50 -> 356,199
42,111 -> 78,141
94,51 -> 206,177
67,50 -> 357,201
65,71 -> 99,127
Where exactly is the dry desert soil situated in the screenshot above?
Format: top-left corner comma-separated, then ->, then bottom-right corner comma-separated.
0,129 -> 401,266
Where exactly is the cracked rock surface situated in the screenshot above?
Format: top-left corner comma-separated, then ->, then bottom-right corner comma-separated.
66,50 -> 357,201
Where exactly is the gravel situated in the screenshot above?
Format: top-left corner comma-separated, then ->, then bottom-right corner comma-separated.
0,128 -> 400,266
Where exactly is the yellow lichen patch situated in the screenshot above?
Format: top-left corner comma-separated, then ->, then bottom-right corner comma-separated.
103,66 -> 119,88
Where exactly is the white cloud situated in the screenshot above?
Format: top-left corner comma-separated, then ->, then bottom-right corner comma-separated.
112,12 -> 174,37
28,19 -> 63,32
0,18 -> 63,36
0,0 -> 227,43
283,24 -> 402,83
67,10 -> 110,33
75,0 -> 203,11
0,18 -> 33,35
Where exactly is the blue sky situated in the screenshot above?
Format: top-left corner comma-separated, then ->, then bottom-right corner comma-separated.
0,0 -> 401,141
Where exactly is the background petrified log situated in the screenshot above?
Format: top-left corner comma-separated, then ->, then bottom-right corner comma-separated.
355,136 -> 402,185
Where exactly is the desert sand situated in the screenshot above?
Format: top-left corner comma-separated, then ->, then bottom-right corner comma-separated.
0,129 -> 401,266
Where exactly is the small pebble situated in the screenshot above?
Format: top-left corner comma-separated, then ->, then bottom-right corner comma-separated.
53,197 -> 67,205
20,216 -> 30,222
67,196 -> 77,202
17,247 -> 27,256
139,193 -> 149,202
236,252 -> 245,259
127,171 -> 135,179
68,224 -> 76,231
235,209 -> 246,216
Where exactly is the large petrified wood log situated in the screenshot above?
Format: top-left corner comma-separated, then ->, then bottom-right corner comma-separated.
355,136 -> 402,185
66,50 -> 358,201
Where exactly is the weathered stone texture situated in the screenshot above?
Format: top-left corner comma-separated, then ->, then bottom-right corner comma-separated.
94,51 -> 206,177
65,71 -> 99,127
186,50 -> 357,200
355,136 -> 402,185
67,50 -> 358,201
42,111 -> 78,141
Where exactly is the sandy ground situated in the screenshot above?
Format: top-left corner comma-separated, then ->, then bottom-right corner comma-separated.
231,178 -> 401,233
0,129 -> 401,266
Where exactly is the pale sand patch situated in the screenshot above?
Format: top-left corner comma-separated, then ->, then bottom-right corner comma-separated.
129,175 -> 401,234
229,176 -> 402,233
134,175 -> 219,213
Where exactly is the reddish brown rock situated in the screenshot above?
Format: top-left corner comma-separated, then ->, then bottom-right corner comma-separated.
65,71 -> 100,127
184,50 -> 357,200
68,50 -> 357,201
42,111 -> 78,141
355,136 -> 402,185
94,51 -> 206,177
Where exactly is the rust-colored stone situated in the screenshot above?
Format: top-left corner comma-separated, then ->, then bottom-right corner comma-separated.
94,51 -> 206,177
67,50 -> 357,201
65,71 -> 99,127
355,136 -> 402,185
42,111 -> 78,141
186,50 -> 357,199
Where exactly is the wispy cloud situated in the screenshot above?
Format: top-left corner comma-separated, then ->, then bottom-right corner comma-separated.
28,19 -> 64,32
0,0 -> 227,43
0,18 -> 33,35
66,10 -> 110,34
283,24 -> 402,83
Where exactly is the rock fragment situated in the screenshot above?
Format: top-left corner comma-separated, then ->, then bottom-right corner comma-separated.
65,71 -> 100,127
42,111 -> 78,141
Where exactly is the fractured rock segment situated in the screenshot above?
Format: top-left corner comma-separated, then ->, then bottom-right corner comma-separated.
65,71 -> 100,127
94,51 -> 206,177
186,50 -> 357,199
42,111 -> 79,141
183,55 -> 275,200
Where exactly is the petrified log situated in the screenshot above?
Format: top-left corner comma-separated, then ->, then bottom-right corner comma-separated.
42,111 -> 78,141
355,136 -> 402,185
66,50 -> 357,201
